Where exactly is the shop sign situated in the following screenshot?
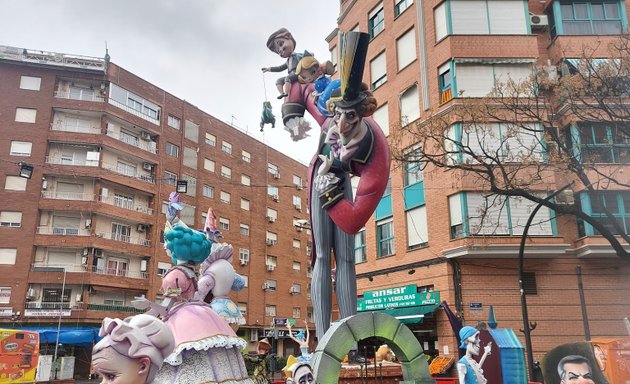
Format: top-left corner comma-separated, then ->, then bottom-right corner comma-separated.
24,309 -> 71,317
0,287 -> 11,304
0,307 -> 13,317
357,285 -> 440,311
469,302 -> 483,310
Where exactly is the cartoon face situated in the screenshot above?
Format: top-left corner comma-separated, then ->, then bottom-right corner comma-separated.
92,347 -> 148,384
293,364 -> 314,384
299,65 -> 321,83
272,37 -> 295,58
466,333 -> 481,356
333,106 -> 362,145
560,361 -> 595,384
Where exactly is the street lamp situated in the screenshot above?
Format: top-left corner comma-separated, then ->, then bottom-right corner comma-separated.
518,183 -> 573,380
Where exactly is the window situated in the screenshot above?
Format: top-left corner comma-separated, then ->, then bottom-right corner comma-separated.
164,171 -> 177,185
576,122 -> 630,163
369,5 -> 385,39
354,230 -> 367,263
5,176 -> 27,191
267,162 -> 279,176
238,303 -> 247,316
293,175 -> 303,189
0,287 -> 11,304
241,174 -> 251,186
219,217 -> 230,230
266,255 -> 277,268
376,219 -> 395,258
221,141 -> 232,154
395,0 -> 413,16
242,150 -> 251,162
15,108 -> 37,123
400,85 -> 420,125
241,275 -> 249,287
372,104 -> 390,137
42,288 -> 71,303
0,212 -> 21,228
109,84 -> 160,123
221,165 -> 231,179
291,284 -> 301,294
157,262 -> 172,276
455,62 -> 533,98
293,307 -> 301,318
168,115 -> 181,129
268,185 -> 279,198
307,308 -> 314,323
293,195 -> 302,211
406,206 -> 428,250
578,190 -> 630,236
265,305 -> 277,316
266,231 -> 278,245
20,76 -> 41,91
240,224 -> 250,236
241,198 -> 250,211
184,120 -> 199,143
293,240 -> 301,249
396,28 -> 416,71
165,142 -> 179,157
106,257 -> 129,276
203,184 -> 214,198
435,0 -> 527,40
204,158 -> 215,172
330,45 -> 338,71
370,52 -> 387,90
439,63 -> 453,103
220,191 -> 231,204
239,249 -> 250,265
293,261 -> 301,271
10,141 -> 32,157
0,249 -> 16,265
523,272 -> 537,295
180,174 -> 196,197
553,0 -> 623,37
183,147 -> 197,169
267,208 -> 278,221
205,133 -> 216,146
113,193 -> 134,209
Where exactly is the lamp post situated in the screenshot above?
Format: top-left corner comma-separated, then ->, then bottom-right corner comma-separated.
53,267 -> 67,379
518,183 -> 573,380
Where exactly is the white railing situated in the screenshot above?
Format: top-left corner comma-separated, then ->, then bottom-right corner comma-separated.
45,156 -> 98,167
32,263 -> 87,272
106,130 -> 157,153
37,226 -> 90,236
92,266 -> 148,279
101,162 -> 155,184
0,45 -> 105,71
98,232 -> 151,247
41,191 -> 95,201
108,98 -> 160,125
54,89 -> 105,102
50,121 -> 101,134
99,195 -> 154,215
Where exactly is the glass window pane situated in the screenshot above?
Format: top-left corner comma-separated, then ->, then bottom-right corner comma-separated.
574,3 -> 589,19
591,3 -> 605,18
605,2 -> 620,18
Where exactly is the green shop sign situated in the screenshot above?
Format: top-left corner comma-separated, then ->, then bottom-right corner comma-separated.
357,285 -> 440,311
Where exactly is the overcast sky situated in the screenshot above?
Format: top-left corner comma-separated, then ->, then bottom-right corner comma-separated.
1,1 -> 340,164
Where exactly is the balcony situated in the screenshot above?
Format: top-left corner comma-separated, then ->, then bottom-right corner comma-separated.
41,191 -> 95,201
99,195 -> 153,215
25,302 -> 82,310
98,232 -> 151,247
87,304 -> 144,313
106,129 -> 157,154
32,263 -> 87,273
45,156 -> 99,167
37,226 -> 90,236
101,162 -> 155,184
54,88 -> 105,102
92,266 -> 148,280
50,120 -> 101,135
108,98 -> 160,126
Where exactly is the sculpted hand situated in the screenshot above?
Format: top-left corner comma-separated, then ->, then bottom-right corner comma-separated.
317,153 -> 334,176
484,342 -> 492,355
315,153 -> 340,193
261,67 -> 270,73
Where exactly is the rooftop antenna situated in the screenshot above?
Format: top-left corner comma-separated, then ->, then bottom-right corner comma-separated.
230,115 -> 237,127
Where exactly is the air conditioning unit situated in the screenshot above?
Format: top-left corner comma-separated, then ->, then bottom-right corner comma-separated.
530,14 -> 548,28
137,224 -> 148,232
266,264 -> 275,272
140,131 -> 151,141
296,226 -> 303,232
294,204 -> 302,211
289,286 -> 299,294
273,172 -> 280,179
100,187 -> 109,199
142,162 -> 154,171
271,195 -> 279,202
262,282 -> 271,290
26,287 -> 38,300
296,184 -> 303,190
267,216 -> 276,223
266,239 -> 276,246
239,259 -> 248,266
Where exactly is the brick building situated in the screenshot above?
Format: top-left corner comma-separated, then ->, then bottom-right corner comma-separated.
327,0 -> 630,367
0,46 -> 312,376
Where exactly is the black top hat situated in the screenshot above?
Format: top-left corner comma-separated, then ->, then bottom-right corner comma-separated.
334,31 -> 370,109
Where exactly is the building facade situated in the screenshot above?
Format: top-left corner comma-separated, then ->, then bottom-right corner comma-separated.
328,0 -> 630,367
0,46 -> 312,376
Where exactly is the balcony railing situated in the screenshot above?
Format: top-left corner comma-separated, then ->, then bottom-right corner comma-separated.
98,232 -> 151,247
54,89 -> 105,102
45,156 -> 99,167
32,263 -> 87,273
92,266 -> 148,280
87,304 -> 144,313
101,162 -> 155,184
37,226 -> 90,236
25,302 -> 81,310
50,121 -> 101,134
106,130 -> 157,154
108,98 -> 160,125
41,191 -> 95,201
99,195 -> 154,215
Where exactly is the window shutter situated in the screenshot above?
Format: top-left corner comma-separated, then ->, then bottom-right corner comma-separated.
48,251 -> 77,265
467,193 -> 510,235
184,120 -> 199,143
449,194 -> 463,226
0,249 -> 17,265
488,0 -> 527,34
406,206 -> 428,248
373,104 -> 389,136
5,176 -> 27,191
183,147 -> 197,169
509,195 -> 552,236
434,2 -> 448,41
493,64 -> 533,88
370,52 -> 387,85
20,76 -> 41,90
15,108 -> 37,123
10,141 -> 32,156
396,29 -> 417,71
180,203 -> 196,226
451,0 -> 489,34
400,85 -> 420,125
456,64 -> 495,97
0,211 -> 22,225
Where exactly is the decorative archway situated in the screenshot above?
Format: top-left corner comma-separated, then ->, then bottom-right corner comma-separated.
311,312 -> 435,383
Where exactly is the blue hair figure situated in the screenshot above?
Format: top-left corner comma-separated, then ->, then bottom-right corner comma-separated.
164,225 -> 212,265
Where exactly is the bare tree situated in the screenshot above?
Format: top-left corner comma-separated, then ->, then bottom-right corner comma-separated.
391,35 -> 630,262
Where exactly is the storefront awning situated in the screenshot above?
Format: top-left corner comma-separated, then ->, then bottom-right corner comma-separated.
381,303 -> 440,325
16,326 -> 101,347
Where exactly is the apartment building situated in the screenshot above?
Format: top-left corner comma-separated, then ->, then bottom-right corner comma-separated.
328,0 -> 630,366
0,46 -> 312,376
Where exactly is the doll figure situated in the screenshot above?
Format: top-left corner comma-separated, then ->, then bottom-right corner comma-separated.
92,314 -> 175,384
457,326 -> 492,384
286,319 -> 310,360
262,28 -> 303,100
296,56 -> 337,117
260,101 -> 276,131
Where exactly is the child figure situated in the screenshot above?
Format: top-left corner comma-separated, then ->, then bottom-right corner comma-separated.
296,56 -> 338,117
